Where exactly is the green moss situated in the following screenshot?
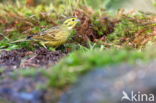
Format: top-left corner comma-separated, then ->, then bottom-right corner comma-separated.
108,18 -> 142,41
48,47 -> 154,87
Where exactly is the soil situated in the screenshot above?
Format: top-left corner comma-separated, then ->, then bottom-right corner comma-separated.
0,48 -> 66,69
0,48 -> 67,103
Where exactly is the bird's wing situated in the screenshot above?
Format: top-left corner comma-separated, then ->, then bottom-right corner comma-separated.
30,26 -> 60,41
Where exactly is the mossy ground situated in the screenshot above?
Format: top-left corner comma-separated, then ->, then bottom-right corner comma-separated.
1,0 -> 156,102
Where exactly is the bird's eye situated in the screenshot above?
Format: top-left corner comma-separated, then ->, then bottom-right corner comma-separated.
72,19 -> 75,21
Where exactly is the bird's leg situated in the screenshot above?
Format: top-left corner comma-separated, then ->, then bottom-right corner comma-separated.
39,42 -> 47,49
56,45 -> 65,50
56,45 -> 68,53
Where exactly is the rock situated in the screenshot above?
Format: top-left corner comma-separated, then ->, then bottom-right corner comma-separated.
60,62 -> 156,103
0,88 -> 45,103
0,73 -> 48,103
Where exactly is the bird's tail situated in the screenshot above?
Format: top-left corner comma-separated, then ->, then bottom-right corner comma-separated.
9,33 -> 36,44
10,38 -> 30,44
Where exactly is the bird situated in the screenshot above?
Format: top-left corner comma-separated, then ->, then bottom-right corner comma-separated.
12,17 -> 80,48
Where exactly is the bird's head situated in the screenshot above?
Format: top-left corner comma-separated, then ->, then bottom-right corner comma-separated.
63,17 -> 80,30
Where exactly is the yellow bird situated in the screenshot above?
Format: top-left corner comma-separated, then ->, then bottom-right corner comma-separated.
12,17 -> 80,48
27,17 -> 80,48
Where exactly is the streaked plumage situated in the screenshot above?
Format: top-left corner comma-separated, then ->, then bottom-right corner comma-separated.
27,17 -> 80,48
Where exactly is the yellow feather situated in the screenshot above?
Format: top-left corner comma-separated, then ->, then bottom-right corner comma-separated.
29,17 -> 80,47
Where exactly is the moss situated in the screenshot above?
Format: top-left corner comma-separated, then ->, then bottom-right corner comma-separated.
48,47 -> 155,87
108,18 -> 142,41
106,16 -> 155,48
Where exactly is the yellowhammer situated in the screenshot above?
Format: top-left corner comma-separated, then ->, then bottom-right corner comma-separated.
12,17 -> 80,48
